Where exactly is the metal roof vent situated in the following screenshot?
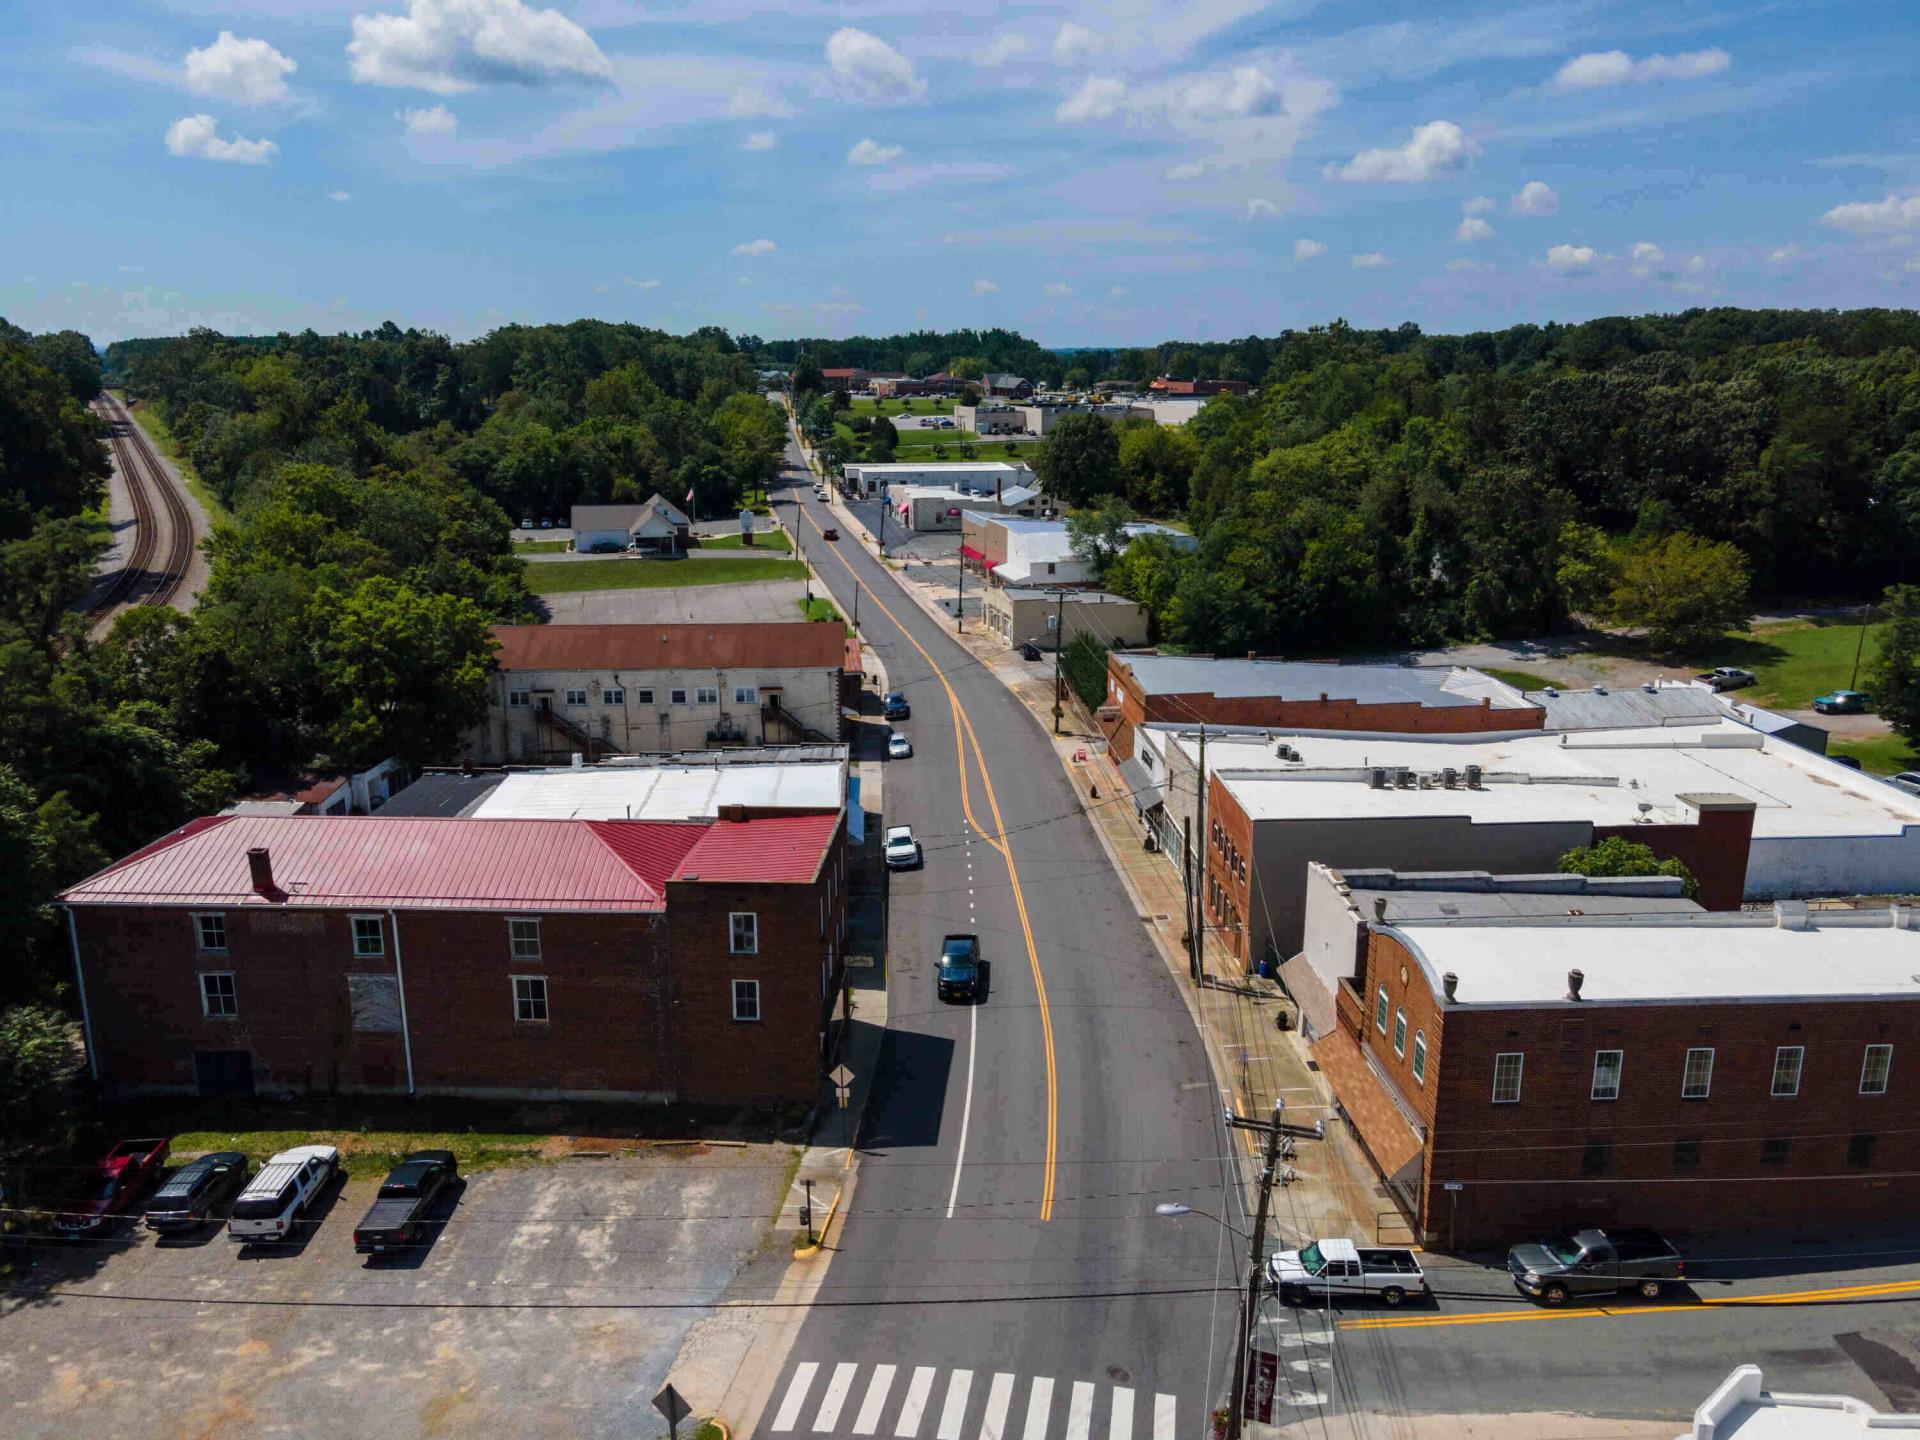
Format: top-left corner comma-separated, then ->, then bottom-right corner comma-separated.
1594,686 -> 1609,695
1642,682 -> 1657,693
1543,686 -> 1559,697
1464,763 -> 1483,788
1566,968 -> 1585,1001
1442,972 -> 1459,1001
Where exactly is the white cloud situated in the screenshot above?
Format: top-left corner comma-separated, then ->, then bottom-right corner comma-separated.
732,238 -> 776,256
826,28 -> 925,103
1166,160 -> 1206,181
1053,23 -> 1104,65
846,137 -> 903,165
971,278 -> 999,295
1554,48 -> 1730,90
1462,194 -> 1495,215
742,130 -> 776,152
1328,120 -> 1476,182
1545,243 -> 1597,271
348,0 -> 612,94
184,31 -> 296,106
1821,193 -> 1920,236
1445,257 -> 1491,272
1057,75 -> 1127,123
1043,282 -> 1073,298
978,34 -> 1028,68
1350,252 -> 1391,269
1293,238 -> 1327,262
624,276 -> 661,289
1768,243 -> 1800,263
1245,198 -> 1281,219
401,103 -> 457,135
1172,65 -> 1282,122
1630,241 -> 1664,262
164,113 -> 277,164
726,85 -> 794,120
328,190 -> 352,202
1509,179 -> 1558,216
1685,254 -> 1710,274
738,276 -> 751,286
1455,215 -> 1494,243
1108,284 -> 1131,299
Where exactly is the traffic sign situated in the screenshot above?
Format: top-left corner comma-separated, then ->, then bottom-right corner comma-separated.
1443,1181 -> 1464,1192
653,1384 -> 692,1431
829,1064 -> 854,1088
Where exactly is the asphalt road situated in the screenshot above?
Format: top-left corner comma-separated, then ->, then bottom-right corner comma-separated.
762,440 -> 1243,1440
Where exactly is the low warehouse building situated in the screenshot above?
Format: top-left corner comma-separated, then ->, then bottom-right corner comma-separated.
569,496 -> 691,555
841,460 -> 1034,498
982,587 -> 1150,652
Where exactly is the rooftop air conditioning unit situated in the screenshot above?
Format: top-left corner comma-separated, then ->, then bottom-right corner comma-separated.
1417,774 -> 1433,789
1368,767 -> 1387,790
1396,768 -> 1415,789
1464,763 -> 1483,788
1594,686 -> 1609,695
1442,767 -> 1459,789
1543,686 -> 1559,697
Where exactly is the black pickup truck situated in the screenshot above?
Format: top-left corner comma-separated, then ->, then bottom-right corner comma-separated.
1507,1226 -> 1684,1305
353,1151 -> 457,1255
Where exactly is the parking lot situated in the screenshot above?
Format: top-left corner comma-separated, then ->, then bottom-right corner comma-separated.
0,1148 -> 791,1439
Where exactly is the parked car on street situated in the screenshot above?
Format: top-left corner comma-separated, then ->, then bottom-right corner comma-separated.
144,1151 -> 248,1233
1269,1238 -> 1428,1307
56,1138 -> 170,1234
884,824 -> 921,869
1890,772 -> 1920,798
937,933 -> 981,1002
888,732 -> 912,759
883,690 -> 911,719
822,527 -> 840,541
1507,1226 -> 1684,1305
1814,689 -> 1871,714
1697,666 -> 1756,692
1832,754 -> 1863,770
354,1151 -> 457,1255
228,1145 -> 340,1244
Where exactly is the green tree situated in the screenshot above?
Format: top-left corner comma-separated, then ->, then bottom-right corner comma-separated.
30,330 -> 104,408
1868,584 -> 1920,743
1118,422 -> 1198,512
1554,521 -> 1619,617
1066,493 -> 1135,580
1059,629 -> 1110,711
1035,413 -> 1121,507
958,383 -> 981,407
1605,531 -> 1753,652
1556,836 -> 1700,901
0,1003 -> 80,1144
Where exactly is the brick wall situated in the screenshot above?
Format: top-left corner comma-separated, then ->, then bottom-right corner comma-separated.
1595,799 -> 1754,911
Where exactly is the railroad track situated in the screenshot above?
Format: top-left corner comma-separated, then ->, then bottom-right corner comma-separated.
86,392 -> 196,627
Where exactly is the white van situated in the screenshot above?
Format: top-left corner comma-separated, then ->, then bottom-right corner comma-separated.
227,1144 -> 340,1243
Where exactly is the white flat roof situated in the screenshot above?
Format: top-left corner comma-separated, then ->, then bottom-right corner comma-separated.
1175,721 -> 1920,839
845,461 -> 1032,475
472,762 -> 842,820
1122,656 -> 1530,708
1393,910 -> 1920,1006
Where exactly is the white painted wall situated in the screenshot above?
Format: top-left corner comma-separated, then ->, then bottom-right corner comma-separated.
1746,828 -> 1920,900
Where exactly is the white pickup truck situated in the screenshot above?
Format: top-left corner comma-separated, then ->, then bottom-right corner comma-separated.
1268,1238 -> 1428,1307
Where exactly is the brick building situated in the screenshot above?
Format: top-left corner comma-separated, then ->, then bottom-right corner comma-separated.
1311,901 -> 1920,1247
59,811 -> 847,1106
1146,377 -> 1251,397
1101,655 -> 1542,761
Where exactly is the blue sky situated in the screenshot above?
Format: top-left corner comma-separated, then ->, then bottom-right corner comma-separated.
4,0 -> 1918,345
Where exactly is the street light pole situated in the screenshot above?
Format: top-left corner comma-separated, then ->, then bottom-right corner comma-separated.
1227,1097 -> 1287,1440
1051,589 -> 1066,734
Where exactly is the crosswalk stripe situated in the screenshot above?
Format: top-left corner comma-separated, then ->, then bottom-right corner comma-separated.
1023,1377 -> 1054,1440
896,1367 -> 937,1438
1065,1382 -> 1094,1440
1153,1394 -> 1175,1440
1108,1387 -> 1132,1440
980,1373 -> 1015,1440
773,1363 -> 820,1433
937,1369 -> 974,1440
853,1365 -> 897,1436
816,1363 -> 860,1432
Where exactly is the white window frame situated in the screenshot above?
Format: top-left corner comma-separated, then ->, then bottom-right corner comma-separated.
671,688 -> 688,704
350,914 -> 385,959
507,689 -> 531,709
734,685 -> 758,705
194,912 -> 228,954
1591,1049 -> 1624,1102
564,688 -> 588,707
507,917 -> 542,962
1861,1043 -> 1893,1096
730,912 -> 759,955
696,686 -> 720,706
1411,1031 -> 1427,1085
636,688 -> 654,705
200,971 -> 238,1019
1682,1047 -> 1715,1100
604,687 -> 625,706
1492,1052 -> 1523,1104
1374,986 -> 1389,1034
512,975 -> 549,1023
1771,1045 -> 1804,1098
1392,1009 -> 1407,1058
732,979 -> 762,1022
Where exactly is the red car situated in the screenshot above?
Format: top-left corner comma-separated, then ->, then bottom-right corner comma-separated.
56,1138 -> 170,1234
822,527 -> 840,541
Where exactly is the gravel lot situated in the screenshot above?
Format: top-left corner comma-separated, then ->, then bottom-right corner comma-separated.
538,578 -> 812,624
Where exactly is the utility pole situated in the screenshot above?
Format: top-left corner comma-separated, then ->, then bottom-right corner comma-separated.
1227,1097 -> 1288,1440
1183,816 -> 1199,983
956,556 -> 965,633
1193,725 -> 1207,982
1850,609 -> 1872,691
1051,589 -> 1066,734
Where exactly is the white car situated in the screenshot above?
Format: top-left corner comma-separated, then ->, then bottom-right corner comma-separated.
228,1144 -> 340,1244
888,733 -> 912,759
884,824 -> 921,869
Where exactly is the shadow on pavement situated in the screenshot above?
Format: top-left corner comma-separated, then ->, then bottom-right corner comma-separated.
856,1028 -> 955,1151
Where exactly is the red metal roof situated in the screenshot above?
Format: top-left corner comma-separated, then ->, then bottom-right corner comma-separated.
671,813 -> 840,884
491,623 -> 847,674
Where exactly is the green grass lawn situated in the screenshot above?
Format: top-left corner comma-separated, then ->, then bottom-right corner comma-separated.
167,1125 -> 549,1171
116,392 -> 231,524
513,539 -> 569,553
1828,733 -> 1919,776
525,557 -> 807,594
1476,665 -> 1580,693
849,397 -> 955,416
701,530 -> 793,552
798,596 -> 841,622
1701,617 -> 1887,709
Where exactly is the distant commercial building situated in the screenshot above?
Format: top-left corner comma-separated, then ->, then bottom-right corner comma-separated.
982,588 -> 1150,653
841,460 -> 1036,499
953,403 -> 1026,436
885,485 -> 1045,533
960,514 -> 1194,587
60,810 -> 848,1106
1124,399 -> 1208,427
983,374 -> 1033,399
569,495 -> 692,555
1148,377 -> 1250,397
1529,678 -> 1829,755
472,623 -> 849,764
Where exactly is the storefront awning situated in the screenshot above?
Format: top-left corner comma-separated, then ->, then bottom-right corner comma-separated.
1116,756 -> 1164,812
1311,1027 -> 1425,1179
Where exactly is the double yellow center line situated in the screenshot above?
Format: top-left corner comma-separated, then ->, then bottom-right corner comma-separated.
1338,1276 -> 1920,1331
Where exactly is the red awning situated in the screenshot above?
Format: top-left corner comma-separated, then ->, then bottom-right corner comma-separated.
959,545 -> 986,563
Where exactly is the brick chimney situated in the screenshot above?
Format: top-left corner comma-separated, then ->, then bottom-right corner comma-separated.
246,847 -> 282,900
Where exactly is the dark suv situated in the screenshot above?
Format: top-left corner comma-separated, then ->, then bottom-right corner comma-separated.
937,934 -> 981,1002
144,1152 -> 249,1233
883,691 -> 911,719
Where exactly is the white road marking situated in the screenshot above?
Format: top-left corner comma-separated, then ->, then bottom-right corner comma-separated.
816,1363 -> 860,1431
854,1365 -> 897,1435
1023,1378 -> 1054,1440
937,1369 -> 975,1440
944,999 -> 979,1219
773,1363 -> 819,1432
979,1372 -> 1015,1440
1153,1394 -> 1175,1440
897,1367 -> 937,1437
1065,1382 -> 1094,1440
1108,1387 -> 1132,1440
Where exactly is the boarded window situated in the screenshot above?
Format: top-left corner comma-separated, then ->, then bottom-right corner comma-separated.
347,974 -> 403,1034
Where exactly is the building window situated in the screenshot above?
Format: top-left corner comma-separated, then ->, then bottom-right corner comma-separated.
1492,1053 -> 1524,1104
605,687 -> 625,706
1861,1044 -> 1893,1096
507,690 -> 531,708
1848,1133 -> 1877,1170
351,915 -> 384,958
730,912 -> 758,955
200,971 -> 237,1018
1672,1138 -> 1702,1172
636,688 -> 654,705
732,979 -> 762,1022
696,686 -> 719,705
508,918 -> 541,962
1374,987 -> 1389,1033
1392,1009 -> 1407,1058
1580,1139 -> 1611,1177
1411,1031 -> 1427,1085
194,913 -> 228,953
1591,1050 -> 1623,1102
1771,1046 -> 1804,1098
1760,1136 -> 1791,1167
564,688 -> 588,707
734,686 -> 757,705
671,689 -> 688,705
1681,1047 -> 1714,1100
512,976 -> 548,1023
